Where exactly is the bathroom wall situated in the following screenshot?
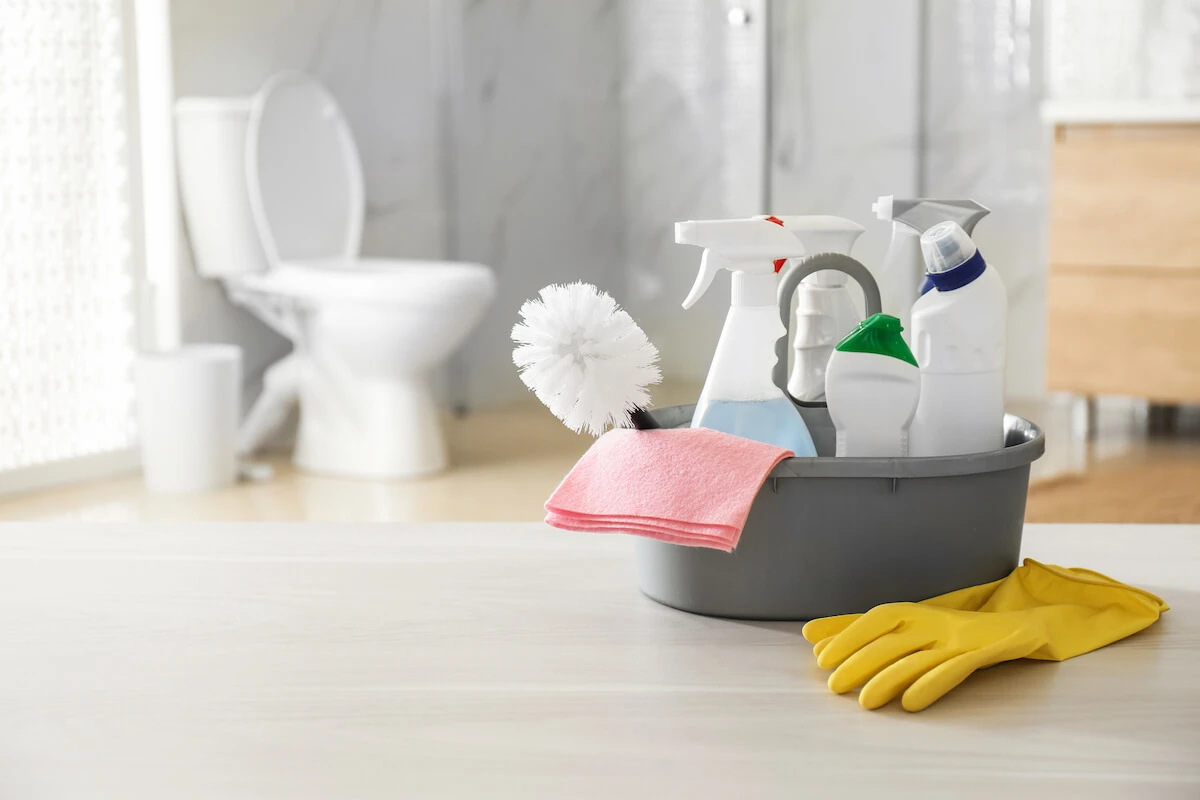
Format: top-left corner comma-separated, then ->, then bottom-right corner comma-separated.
621,0 -> 923,387
768,0 -> 922,366
768,0 -> 1050,400
449,0 -> 625,408
169,0 -> 1051,415
170,0 -> 445,398
920,0 -> 1048,400
171,0 -> 625,411
620,0 -> 770,383
769,0 -> 922,275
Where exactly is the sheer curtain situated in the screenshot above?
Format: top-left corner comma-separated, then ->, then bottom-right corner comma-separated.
0,0 -> 140,486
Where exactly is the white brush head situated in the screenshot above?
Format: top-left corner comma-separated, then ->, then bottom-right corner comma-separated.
512,282 -> 662,436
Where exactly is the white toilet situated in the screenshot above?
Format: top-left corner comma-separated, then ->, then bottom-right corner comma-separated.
175,72 -> 495,479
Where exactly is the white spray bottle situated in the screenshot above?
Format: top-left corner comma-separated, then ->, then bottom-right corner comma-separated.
771,216 -> 866,402
872,197 -> 990,343
675,216 -> 817,455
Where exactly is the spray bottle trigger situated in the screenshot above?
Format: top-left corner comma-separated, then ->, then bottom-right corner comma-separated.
682,249 -> 726,310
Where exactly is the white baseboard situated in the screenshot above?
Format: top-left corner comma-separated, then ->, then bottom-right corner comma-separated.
0,449 -> 141,499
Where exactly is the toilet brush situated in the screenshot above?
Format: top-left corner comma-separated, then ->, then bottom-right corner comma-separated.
512,282 -> 662,436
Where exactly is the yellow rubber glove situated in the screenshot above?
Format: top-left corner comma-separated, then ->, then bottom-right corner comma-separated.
801,559 -> 1168,712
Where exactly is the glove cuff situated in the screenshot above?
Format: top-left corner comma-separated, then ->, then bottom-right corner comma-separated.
1023,559 -> 1169,613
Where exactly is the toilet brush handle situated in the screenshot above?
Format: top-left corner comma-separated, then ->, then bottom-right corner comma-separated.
629,408 -> 661,430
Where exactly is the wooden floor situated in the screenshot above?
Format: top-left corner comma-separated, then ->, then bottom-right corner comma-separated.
1021,401 -> 1200,523
0,387 -> 1196,524
1027,445 -> 1200,523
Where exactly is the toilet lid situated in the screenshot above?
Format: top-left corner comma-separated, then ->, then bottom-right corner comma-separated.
246,72 -> 364,265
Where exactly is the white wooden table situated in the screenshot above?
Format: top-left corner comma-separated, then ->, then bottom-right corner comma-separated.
0,523 -> 1196,799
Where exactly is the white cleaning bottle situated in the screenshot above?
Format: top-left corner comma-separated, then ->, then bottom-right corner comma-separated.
675,216 -> 817,455
908,221 -> 1006,457
772,216 -> 866,402
824,313 -> 920,457
873,196 -> 990,344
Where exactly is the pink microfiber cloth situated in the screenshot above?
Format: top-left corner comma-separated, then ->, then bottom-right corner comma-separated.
545,428 -> 792,551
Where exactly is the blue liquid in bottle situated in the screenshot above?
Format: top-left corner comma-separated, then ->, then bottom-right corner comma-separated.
693,397 -> 818,456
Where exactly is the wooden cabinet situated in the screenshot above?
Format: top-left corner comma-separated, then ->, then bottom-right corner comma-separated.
1048,122 -> 1200,403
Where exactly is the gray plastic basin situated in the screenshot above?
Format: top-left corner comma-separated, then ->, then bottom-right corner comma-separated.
634,404 -> 1045,621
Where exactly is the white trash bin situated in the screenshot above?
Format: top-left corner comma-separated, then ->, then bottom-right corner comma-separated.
136,345 -> 242,494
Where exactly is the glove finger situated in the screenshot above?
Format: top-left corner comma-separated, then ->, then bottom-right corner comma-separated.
828,631 -> 933,694
802,614 -> 861,644
816,607 -> 908,670
901,631 -> 1035,712
901,650 -> 989,712
813,635 -> 835,659
858,648 -> 960,710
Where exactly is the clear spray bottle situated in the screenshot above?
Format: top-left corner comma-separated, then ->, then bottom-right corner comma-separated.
675,216 -> 817,455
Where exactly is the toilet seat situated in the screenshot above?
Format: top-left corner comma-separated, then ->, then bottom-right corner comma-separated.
233,258 -> 495,307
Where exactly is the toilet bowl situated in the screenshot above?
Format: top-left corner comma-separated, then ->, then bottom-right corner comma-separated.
175,72 -> 495,479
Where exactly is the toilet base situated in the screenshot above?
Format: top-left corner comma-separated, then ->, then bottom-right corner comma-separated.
293,373 -> 448,480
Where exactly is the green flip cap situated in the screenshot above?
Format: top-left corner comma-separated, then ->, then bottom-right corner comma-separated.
835,313 -> 917,367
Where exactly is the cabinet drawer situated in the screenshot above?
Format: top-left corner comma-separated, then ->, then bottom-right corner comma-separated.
1050,124 -> 1200,270
1047,264 -> 1200,402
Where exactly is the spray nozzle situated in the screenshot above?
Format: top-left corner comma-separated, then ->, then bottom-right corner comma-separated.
675,217 -> 807,309
872,195 -> 894,221
873,196 -> 990,236
767,215 -> 865,287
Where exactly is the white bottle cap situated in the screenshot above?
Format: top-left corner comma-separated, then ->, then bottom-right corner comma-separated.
920,221 -> 977,274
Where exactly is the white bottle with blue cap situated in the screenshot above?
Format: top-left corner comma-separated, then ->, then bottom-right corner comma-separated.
907,221 -> 1007,457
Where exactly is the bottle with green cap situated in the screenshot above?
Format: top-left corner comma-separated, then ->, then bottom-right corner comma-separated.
824,313 -> 921,457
